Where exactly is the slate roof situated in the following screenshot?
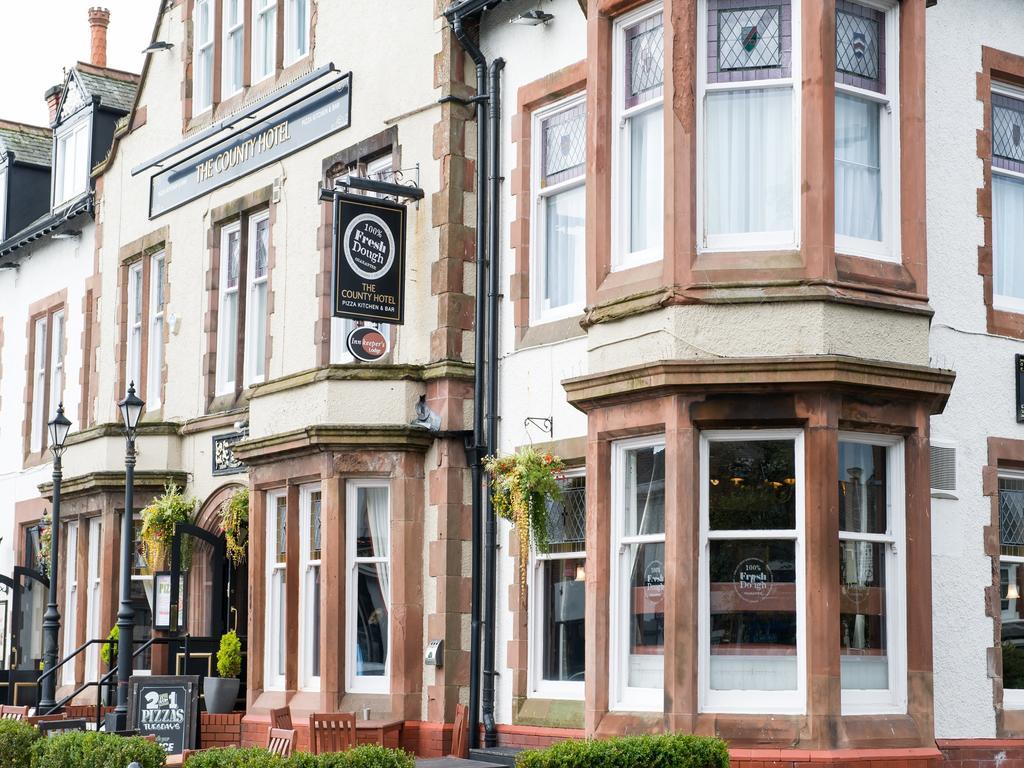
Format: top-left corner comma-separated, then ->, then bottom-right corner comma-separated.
75,64 -> 139,114
0,120 -> 52,167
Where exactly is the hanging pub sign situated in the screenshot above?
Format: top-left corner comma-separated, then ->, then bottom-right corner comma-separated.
128,675 -> 200,755
149,73 -> 352,218
332,192 -> 407,324
347,325 -> 390,361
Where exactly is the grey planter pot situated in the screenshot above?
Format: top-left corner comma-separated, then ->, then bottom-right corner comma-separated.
204,677 -> 240,714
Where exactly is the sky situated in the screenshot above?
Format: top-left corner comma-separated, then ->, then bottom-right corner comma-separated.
0,1 -> 160,126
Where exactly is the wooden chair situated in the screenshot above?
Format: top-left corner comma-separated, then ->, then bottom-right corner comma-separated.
0,705 -> 29,720
309,712 -> 357,754
266,727 -> 296,757
450,703 -> 469,759
38,718 -> 87,737
26,713 -> 67,727
269,705 -> 292,730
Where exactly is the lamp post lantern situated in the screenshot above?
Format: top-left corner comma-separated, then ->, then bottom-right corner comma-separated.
38,403 -> 72,714
106,383 -> 144,733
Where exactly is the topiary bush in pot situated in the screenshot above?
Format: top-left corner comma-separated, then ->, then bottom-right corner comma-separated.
205,629 -> 243,714
0,718 -> 40,768
516,733 -> 731,768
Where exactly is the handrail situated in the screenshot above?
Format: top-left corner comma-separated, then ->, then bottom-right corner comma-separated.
36,637 -> 111,686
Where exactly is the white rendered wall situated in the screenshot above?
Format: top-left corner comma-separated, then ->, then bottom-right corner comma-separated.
926,0 -> 1024,740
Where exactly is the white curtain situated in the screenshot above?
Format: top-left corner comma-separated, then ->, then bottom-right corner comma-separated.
995,174 -> 1024,302
629,105 -> 664,254
706,88 -> 793,237
835,93 -> 882,241
366,487 -> 390,600
544,184 -> 585,310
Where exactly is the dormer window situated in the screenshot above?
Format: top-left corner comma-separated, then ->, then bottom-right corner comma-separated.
54,118 -> 90,206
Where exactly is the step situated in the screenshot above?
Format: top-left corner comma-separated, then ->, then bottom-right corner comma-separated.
468,746 -> 524,767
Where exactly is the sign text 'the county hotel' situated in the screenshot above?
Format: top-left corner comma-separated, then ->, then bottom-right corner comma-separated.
148,74 -> 351,218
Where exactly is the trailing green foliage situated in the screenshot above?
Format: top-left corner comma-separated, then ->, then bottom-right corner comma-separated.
37,513 -> 52,577
217,629 -> 243,679
184,746 -> 415,768
31,731 -> 167,768
99,625 -> 118,667
515,734 -> 731,768
222,487 -> 249,566
140,482 -> 196,571
0,719 -> 40,768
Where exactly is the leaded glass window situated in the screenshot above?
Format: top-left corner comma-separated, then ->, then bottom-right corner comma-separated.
835,0 -> 885,93
624,14 -> 664,110
994,93 -> 1024,174
992,86 -> 1024,311
707,0 -> 791,83
1000,476 -> 1024,692
542,101 -> 586,188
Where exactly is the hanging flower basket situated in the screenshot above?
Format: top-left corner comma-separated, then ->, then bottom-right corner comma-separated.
140,483 -> 196,572
483,447 -> 565,601
37,513 -> 52,578
222,487 -> 249,567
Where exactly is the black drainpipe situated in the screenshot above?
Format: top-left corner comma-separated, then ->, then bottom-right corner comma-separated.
450,11 -> 489,751
482,56 -> 505,750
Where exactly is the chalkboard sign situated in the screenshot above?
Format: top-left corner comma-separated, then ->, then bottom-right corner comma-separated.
128,675 -> 200,755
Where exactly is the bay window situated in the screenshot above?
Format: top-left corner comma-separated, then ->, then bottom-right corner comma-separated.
253,0 -> 278,83
612,2 -> 664,270
531,473 -> 586,699
285,0 -> 310,64
193,0 -> 214,113
127,261 -> 143,392
611,437 -> 665,711
244,212 -> 270,386
299,484 -> 322,690
347,480 -> 390,694
216,222 -> 241,395
699,1 -> 798,250
837,434 -> 905,714
222,0 -> 245,97
265,490 -> 288,691
532,94 -> 586,323
699,431 -> 805,714
992,85 -> 1024,312
147,251 -> 166,408
62,521 -> 78,686
54,119 -> 90,206
834,0 -> 899,260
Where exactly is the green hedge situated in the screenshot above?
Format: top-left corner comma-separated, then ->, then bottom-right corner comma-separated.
31,731 -> 167,768
0,719 -> 40,768
516,734 -> 731,768
184,745 -> 415,768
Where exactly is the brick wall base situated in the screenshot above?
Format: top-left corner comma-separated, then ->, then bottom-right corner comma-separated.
939,739 -> 1024,768
201,712 -> 243,749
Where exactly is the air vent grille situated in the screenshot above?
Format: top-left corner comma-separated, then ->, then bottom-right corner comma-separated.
930,444 -> 957,492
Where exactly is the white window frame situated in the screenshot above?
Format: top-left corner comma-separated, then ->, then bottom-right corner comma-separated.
30,316 -> 48,454
62,521 -> 79,686
193,0 -> 214,115
299,483 -> 322,691
611,2 -> 665,271
837,432 -> 906,714
53,117 -> 91,206
216,222 -> 242,396
698,428 -> 807,715
834,0 -> 901,262
529,469 -> 586,700
48,310 -> 65,414
991,82 -> 1024,314
696,0 -> 803,253
265,489 -> 288,691
346,479 -> 391,695
243,211 -> 270,387
284,0 -> 310,65
252,0 -> 278,84
222,0 -> 245,98
1000,470 -> 1024,709
147,252 -> 165,408
609,435 -> 666,712
530,93 -> 587,325
126,262 -> 143,394
84,517 -> 102,683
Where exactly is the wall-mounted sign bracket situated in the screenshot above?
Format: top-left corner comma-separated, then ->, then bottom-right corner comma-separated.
320,175 -> 425,202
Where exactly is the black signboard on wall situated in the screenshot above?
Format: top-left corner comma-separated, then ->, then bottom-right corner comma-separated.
332,192 -> 407,324
1016,354 -> 1024,423
128,675 -> 200,755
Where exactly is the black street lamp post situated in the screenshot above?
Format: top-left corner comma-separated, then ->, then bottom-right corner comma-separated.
106,383 -> 144,733
38,403 -> 72,714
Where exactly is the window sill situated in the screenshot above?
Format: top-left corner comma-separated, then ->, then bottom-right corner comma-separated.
186,56 -> 313,132
516,314 -> 585,350
512,696 -> 584,730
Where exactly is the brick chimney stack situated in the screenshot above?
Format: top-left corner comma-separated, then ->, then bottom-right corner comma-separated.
88,7 -> 110,68
45,84 -> 64,124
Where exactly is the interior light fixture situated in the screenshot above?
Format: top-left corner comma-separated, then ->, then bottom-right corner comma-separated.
1010,583 -> 1021,601
511,9 -> 554,25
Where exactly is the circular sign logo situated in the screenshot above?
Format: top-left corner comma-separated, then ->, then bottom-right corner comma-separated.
644,560 -> 665,603
343,213 -> 395,280
346,326 -> 390,362
733,557 -> 774,603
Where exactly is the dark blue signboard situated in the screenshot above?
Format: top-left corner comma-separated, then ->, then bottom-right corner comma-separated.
149,75 -> 351,218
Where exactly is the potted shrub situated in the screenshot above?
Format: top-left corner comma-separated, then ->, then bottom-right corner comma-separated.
205,630 -> 242,714
99,625 -> 118,706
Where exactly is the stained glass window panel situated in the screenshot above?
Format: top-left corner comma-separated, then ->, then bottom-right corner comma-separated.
624,13 -> 664,110
994,93 -> 1024,173
836,9 -> 878,80
542,102 -> 586,187
718,7 -> 781,71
